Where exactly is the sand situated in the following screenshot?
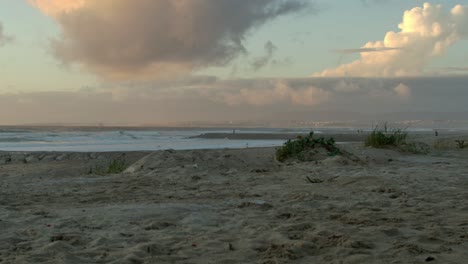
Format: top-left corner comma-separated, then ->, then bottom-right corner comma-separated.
1,135 -> 468,263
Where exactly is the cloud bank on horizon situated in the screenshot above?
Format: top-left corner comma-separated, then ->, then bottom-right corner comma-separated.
28,0 -> 310,80
316,3 -> 468,77
2,76 -> 468,125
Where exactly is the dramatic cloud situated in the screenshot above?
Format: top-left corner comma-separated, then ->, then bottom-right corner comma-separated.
29,0 -> 310,79
0,23 -> 13,46
316,3 -> 468,77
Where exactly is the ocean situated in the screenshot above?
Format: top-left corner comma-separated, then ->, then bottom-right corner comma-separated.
1,126 -> 451,152
0,127 -> 313,152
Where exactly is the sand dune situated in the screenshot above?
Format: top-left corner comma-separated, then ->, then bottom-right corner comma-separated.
1,138 -> 468,263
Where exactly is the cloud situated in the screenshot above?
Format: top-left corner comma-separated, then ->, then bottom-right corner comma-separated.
333,80 -> 362,93
28,0 -> 86,15
250,41 -> 278,71
28,0 -> 310,80
440,67 -> 468,72
0,23 -> 13,46
211,80 -> 331,106
394,83 -> 411,99
315,3 -> 468,77
2,76 -> 468,125
331,47 -> 401,54
360,0 -> 389,6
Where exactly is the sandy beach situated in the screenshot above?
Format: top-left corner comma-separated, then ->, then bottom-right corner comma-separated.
1,134 -> 468,263
5,0 -> 468,263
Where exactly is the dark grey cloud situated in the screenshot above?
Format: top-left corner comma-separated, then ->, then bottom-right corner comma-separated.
250,41 -> 278,71
331,47 -> 402,54
0,23 -> 13,46
43,0 -> 312,79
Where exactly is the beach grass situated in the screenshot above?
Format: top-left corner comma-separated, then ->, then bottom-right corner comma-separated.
365,123 -> 407,148
90,157 -> 127,175
455,139 -> 468,149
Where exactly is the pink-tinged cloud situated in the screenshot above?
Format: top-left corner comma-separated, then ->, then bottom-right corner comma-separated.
28,0 -> 310,80
208,80 -> 330,106
2,77 -> 468,125
315,3 -> 468,77
394,83 -> 411,99
27,0 -> 86,16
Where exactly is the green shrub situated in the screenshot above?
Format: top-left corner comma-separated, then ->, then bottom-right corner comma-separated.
276,132 -> 341,162
365,123 -> 407,148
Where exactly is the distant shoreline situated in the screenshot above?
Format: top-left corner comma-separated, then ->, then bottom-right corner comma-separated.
191,130 -> 463,142
2,125 -> 468,133
191,132 -> 368,142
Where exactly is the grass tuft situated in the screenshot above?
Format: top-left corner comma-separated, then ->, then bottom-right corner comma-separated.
106,158 -> 127,174
365,123 -> 407,148
89,157 -> 127,175
455,140 -> 468,149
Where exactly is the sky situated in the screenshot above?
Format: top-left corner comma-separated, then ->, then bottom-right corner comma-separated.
0,0 -> 467,126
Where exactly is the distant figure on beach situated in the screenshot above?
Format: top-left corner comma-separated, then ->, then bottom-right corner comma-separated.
435,130 -> 438,137
233,129 -> 236,134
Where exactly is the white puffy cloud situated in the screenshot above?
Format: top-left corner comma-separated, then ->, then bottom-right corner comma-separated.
315,3 -> 468,77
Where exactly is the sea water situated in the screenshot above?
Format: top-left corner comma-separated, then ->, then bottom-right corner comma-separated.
1,126 -> 448,152
0,127 -> 309,152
